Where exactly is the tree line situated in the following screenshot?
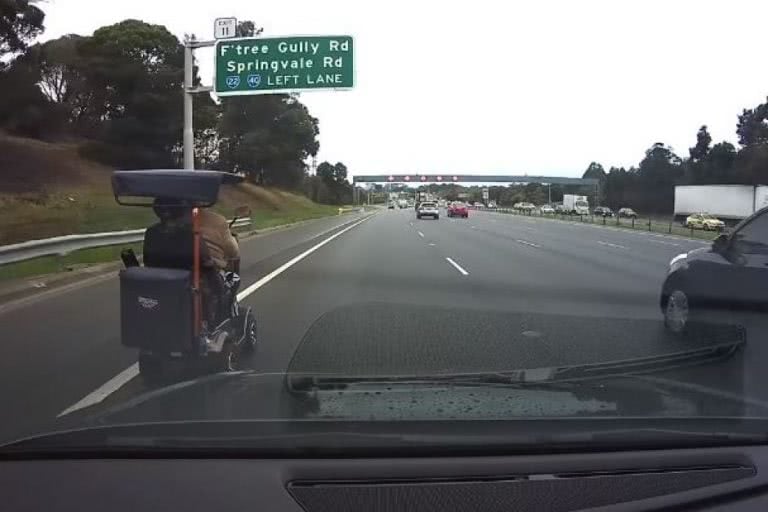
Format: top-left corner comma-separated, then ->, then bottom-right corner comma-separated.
0,4 -> 351,204
582,101 -> 768,214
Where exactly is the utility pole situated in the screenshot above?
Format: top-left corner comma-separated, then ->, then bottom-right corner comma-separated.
183,36 -> 216,170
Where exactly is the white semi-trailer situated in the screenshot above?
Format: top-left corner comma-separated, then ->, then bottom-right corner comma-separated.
674,185 -> 768,220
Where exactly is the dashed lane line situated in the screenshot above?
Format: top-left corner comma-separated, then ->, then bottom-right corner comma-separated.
598,241 -> 628,250
445,257 -> 470,276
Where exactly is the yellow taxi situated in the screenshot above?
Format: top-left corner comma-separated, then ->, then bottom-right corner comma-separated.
685,213 -> 725,231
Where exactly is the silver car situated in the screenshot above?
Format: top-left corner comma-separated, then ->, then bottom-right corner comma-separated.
417,202 -> 439,220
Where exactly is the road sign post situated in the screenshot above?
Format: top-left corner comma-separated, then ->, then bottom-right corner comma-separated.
183,37 -> 215,170
214,35 -> 354,95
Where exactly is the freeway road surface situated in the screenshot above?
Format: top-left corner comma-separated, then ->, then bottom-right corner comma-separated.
1,207 -> 766,443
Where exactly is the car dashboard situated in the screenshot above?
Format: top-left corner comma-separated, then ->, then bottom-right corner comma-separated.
3,445 -> 768,511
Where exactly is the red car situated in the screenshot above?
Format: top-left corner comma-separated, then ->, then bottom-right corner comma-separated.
447,202 -> 469,218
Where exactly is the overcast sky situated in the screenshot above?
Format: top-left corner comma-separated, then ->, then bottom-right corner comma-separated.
40,0 -> 768,177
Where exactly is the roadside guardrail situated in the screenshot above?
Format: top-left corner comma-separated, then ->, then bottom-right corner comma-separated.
338,207 -> 366,215
0,218 -> 252,266
470,206 -> 719,241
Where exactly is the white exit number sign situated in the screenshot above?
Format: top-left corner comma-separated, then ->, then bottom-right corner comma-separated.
214,17 -> 237,39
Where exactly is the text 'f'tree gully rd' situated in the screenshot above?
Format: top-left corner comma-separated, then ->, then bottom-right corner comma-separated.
214,35 -> 354,95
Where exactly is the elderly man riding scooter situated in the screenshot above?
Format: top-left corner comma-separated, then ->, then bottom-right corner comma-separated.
112,170 -> 257,381
145,198 -> 241,326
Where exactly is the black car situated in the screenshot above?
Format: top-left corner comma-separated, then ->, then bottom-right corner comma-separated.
593,206 -> 614,217
661,206 -> 768,333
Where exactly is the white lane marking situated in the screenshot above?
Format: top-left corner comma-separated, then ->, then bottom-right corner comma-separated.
428,243 -> 436,246
58,214 -> 374,418
445,257 -> 469,276
647,239 -> 681,247
515,239 -> 541,248
409,222 -> 413,227
598,241 -> 628,250
58,362 -> 139,417
417,231 -> 425,238
237,215 -> 372,300
471,225 -> 477,229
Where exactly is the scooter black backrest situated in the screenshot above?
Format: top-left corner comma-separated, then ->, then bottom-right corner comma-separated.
143,222 -> 214,270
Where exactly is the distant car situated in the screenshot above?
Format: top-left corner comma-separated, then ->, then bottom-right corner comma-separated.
540,204 -> 555,214
487,201 -> 497,209
417,201 -> 439,220
555,204 -> 567,214
447,202 -> 469,218
593,206 -> 614,217
685,213 -> 725,231
517,202 -> 535,212
661,207 -> 768,334
618,207 -> 637,218
388,202 -> 395,209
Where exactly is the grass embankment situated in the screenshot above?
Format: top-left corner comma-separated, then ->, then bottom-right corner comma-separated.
0,133 -> 341,281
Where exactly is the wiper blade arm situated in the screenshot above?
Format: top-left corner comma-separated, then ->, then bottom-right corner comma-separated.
290,340 -> 743,391
474,340 -> 743,385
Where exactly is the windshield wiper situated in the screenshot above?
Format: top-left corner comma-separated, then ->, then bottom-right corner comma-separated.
289,340 -> 743,391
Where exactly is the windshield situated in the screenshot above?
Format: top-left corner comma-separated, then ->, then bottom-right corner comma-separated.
1,1 -> 768,455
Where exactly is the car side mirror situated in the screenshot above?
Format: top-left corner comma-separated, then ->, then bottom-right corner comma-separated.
712,233 -> 729,253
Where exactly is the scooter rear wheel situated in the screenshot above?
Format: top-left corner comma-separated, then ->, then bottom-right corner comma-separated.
242,310 -> 257,353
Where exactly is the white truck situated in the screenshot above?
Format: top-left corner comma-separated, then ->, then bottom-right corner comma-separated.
674,185 -> 768,221
563,194 -> 590,215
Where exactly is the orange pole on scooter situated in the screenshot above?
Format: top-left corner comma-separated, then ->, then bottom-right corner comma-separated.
192,206 -> 202,338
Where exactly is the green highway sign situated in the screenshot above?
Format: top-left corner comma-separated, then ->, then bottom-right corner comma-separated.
214,35 -> 354,96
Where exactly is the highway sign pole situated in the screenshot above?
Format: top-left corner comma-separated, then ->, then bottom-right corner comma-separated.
183,18 -> 237,170
183,43 -> 194,170
183,37 -> 216,170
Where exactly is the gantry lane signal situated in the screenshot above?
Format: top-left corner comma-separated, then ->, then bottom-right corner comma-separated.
376,174 -> 463,182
